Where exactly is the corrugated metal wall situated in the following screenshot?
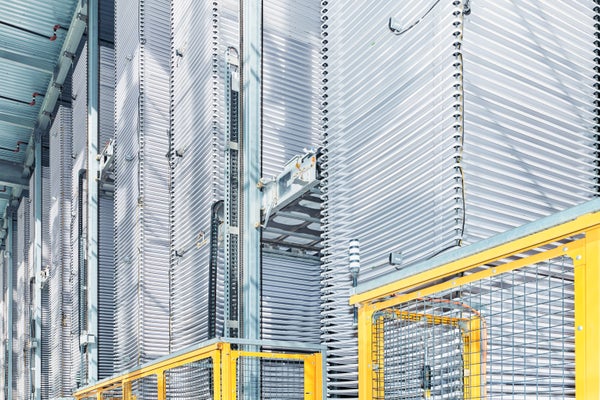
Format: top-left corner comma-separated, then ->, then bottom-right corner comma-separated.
14,197 -> 29,400
72,41 -> 87,158
48,105 -> 73,398
114,0 -> 171,382
170,0 -> 220,353
461,0 -> 598,242
41,166 -> 50,400
321,1 -> 598,397
98,0 -> 116,377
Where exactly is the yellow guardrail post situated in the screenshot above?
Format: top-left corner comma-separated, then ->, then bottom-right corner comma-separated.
358,304 -> 374,399
157,370 -> 167,400
221,342 -> 234,400
303,351 -> 322,400
122,380 -> 132,400
575,226 -> 600,398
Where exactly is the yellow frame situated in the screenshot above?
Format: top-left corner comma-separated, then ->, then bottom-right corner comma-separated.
72,341 -> 322,400
351,210 -> 600,399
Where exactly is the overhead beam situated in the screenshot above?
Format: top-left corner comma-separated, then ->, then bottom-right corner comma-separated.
23,0 -> 88,171
0,159 -> 28,187
0,48 -> 54,73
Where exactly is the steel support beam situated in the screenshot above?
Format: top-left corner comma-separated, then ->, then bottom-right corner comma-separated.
6,212 -> 13,400
32,136 -> 42,400
86,0 -> 99,384
241,0 -> 262,343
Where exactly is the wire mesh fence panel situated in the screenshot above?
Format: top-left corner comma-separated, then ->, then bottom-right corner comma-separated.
236,356 -> 305,399
372,256 -> 575,399
101,387 -> 123,399
166,359 -> 214,400
132,374 -> 158,400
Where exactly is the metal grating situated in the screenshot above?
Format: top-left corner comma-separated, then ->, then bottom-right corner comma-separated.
236,356 -> 305,399
373,257 -> 575,399
166,359 -> 215,399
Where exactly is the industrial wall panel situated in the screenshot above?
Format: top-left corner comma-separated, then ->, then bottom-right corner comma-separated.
261,252 -> 321,343
321,1 -> 464,396
48,105 -> 74,398
99,0 -> 115,44
114,0 -> 142,374
461,0 -> 598,243
114,0 -> 171,380
72,41 -> 88,159
41,166 -> 50,400
262,0 -> 322,178
170,0 -> 220,352
99,41 -> 116,380
13,197 -> 30,400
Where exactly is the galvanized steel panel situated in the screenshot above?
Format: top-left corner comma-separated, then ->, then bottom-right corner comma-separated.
461,0 -> 598,243
72,41 -> 88,159
114,0 -> 171,379
170,0 -> 221,352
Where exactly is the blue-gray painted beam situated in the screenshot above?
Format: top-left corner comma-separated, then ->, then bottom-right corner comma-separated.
0,159 -> 28,187
354,198 -> 600,296
86,0 -> 99,384
33,136 -> 42,400
0,48 -> 54,74
6,212 -> 13,400
242,0 -> 262,344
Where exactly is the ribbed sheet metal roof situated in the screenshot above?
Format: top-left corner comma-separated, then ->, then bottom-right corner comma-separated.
0,0 -> 78,247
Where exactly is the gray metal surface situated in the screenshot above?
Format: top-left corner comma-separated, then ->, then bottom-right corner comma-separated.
170,0 -> 221,351
72,41 -> 88,158
14,196 -> 30,400
114,0 -> 171,383
461,0 -> 598,244
261,252 -> 321,344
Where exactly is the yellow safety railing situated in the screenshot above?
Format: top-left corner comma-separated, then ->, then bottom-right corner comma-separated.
351,203 -> 600,399
73,340 -> 323,400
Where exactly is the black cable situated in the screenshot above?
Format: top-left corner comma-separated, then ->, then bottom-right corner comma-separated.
389,0 -> 442,36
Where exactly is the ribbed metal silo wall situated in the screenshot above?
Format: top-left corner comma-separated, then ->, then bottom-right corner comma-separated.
41,167 -> 50,400
114,0 -> 171,385
14,197 -> 30,400
262,0 -> 322,178
98,41 -> 116,379
321,1 -> 465,396
461,0 -> 598,243
170,0 -> 221,355
48,105 -> 73,398
261,252 -> 321,343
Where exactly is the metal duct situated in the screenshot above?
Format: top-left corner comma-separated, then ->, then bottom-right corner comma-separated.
114,0 -> 171,385
461,0 -> 598,243
72,41 -> 88,159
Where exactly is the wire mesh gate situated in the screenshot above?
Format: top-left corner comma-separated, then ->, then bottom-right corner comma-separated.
352,205 -> 600,399
72,340 -> 322,400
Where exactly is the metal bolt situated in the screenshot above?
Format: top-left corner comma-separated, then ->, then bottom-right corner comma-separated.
563,246 -> 568,252
578,326 -> 583,331
576,255 -> 582,260
492,268 -> 497,274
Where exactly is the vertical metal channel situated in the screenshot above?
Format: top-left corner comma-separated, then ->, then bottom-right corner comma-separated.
87,0 -> 100,384
224,48 -> 240,339
32,137 -> 42,400
241,0 -> 262,346
5,212 -> 13,400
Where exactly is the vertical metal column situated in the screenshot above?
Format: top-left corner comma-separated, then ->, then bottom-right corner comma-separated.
33,135 -> 42,400
86,0 -> 99,384
241,0 -> 262,345
6,212 -> 13,400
